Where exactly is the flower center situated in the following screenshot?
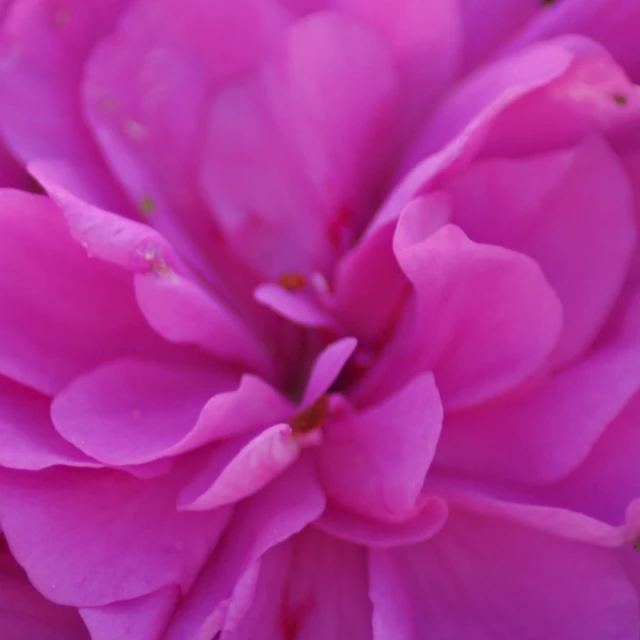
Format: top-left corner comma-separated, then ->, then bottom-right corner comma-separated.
289,394 -> 330,435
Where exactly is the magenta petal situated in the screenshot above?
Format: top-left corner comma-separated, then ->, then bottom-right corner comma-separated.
319,373 -> 442,522
254,283 -> 336,329
0,190 -> 169,395
335,0 -> 462,130
366,223 -> 562,409
164,457 -> 325,639
449,135 -> 637,366
438,327 -> 640,485
135,272 -> 272,376
369,508 -> 640,640
0,465 -> 232,606
80,586 -> 179,640
225,527 -> 372,640
39,180 -> 271,373
302,337 -> 357,406
0,541 -> 89,639
314,498 -> 448,548
201,11 -> 398,277
81,0 -> 289,282
51,358 -> 237,466
0,375 -> 98,470
179,425 -> 303,511
0,0 -> 132,212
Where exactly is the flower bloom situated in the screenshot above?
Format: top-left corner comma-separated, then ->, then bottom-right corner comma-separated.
0,0 -> 640,638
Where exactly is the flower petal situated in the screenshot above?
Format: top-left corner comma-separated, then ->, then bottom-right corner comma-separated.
0,190 -> 169,395
319,373 -> 442,522
369,508 -> 640,640
0,538 -> 89,639
164,457 -> 325,639
80,586 -> 179,640
359,223 -> 562,410
201,11 -> 398,277
448,134 -> 636,365
0,375 -> 98,470
51,358 -> 237,466
179,425 -> 304,511
0,465 -> 232,606
222,527 -> 372,639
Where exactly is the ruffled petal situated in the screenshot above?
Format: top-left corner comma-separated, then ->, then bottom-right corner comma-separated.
0,464 -> 232,606
369,507 -> 640,640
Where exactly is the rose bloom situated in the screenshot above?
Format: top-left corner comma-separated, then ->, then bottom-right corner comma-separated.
0,0 -> 639,638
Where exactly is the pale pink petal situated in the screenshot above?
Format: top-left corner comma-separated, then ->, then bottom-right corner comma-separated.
318,373 -> 442,522
0,465 -> 232,606
369,508 -> 640,640
448,135 -> 636,365
0,375 -> 98,470
0,190 -> 171,395
179,425 -> 303,511
315,498 -> 448,548
80,586 -> 179,640
201,11 -> 398,277
225,527 -> 372,639
0,539 -> 89,639
51,358 -> 237,466
165,458 -> 325,640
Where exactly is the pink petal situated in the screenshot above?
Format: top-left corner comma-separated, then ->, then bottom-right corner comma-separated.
0,0 -> 132,212
408,39 -> 574,162
334,0 -> 462,131
201,11 -> 398,278
164,458 -> 325,640
224,527 -> 372,639
0,465 -> 232,606
448,135 -> 636,366
315,498 -> 448,548
543,391 -> 640,527
81,0 -> 289,287
39,180 -> 271,374
0,539 -> 89,639
318,373 -> 442,522
506,0 -> 640,83
0,190 -> 170,395
359,223 -> 562,410
51,358 -> 237,466
179,425 -> 304,511
457,0 -> 539,72
0,375 -> 98,470
182,374 -> 293,447
334,223 -> 408,346
80,586 -> 179,640
302,337 -> 357,406
369,507 -> 640,640
254,282 -> 336,329
437,323 -> 640,485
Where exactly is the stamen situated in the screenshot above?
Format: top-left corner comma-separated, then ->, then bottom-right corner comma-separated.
612,94 -> 628,106
289,394 -> 330,434
634,536 -> 640,551
278,273 -> 307,292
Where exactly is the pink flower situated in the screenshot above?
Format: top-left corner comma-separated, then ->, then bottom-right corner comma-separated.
0,0 -> 639,638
